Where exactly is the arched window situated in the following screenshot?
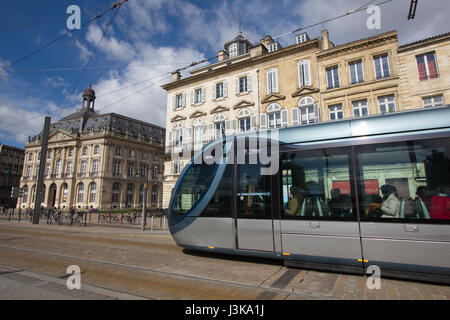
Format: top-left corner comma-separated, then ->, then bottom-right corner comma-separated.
89,182 -> 96,203
238,108 -> 251,132
61,183 -> 68,203
298,96 -> 318,125
267,103 -> 282,129
214,113 -> 226,139
77,183 -> 84,203
193,118 -> 203,148
173,122 -> 183,148
229,43 -> 238,58
55,159 -> 62,176
238,108 -> 251,119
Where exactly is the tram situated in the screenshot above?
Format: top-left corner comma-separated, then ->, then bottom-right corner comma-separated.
168,106 -> 450,283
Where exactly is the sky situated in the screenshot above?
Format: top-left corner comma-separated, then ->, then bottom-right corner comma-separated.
0,0 -> 449,149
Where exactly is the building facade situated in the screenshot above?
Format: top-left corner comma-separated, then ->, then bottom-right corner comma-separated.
161,29 -> 450,208
17,85 -> 165,211
0,144 -> 24,209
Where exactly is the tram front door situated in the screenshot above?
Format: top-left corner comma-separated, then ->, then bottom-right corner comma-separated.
235,162 -> 276,252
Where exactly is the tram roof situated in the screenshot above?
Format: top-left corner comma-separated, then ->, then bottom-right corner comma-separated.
277,106 -> 450,145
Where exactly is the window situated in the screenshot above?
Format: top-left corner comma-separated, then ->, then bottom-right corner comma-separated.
281,148 -> 354,219
174,93 -> 185,109
142,152 -> 147,161
268,43 -> 278,52
194,88 -> 203,104
238,109 -> 252,132
416,52 -> 439,81
296,33 -> 308,44
126,183 -> 134,205
229,43 -> 238,58
352,100 -> 368,117
92,160 -> 99,176
127,162 -> 135,177
378,95 -> 396,113
173,122 -> 183,148
129,150 -> 135,158
213,82 -> 226,99
94,145 -> 100,155
298,60 -> 311,87
67,161 -> 73,176
329,104 -> 343,120
374,54 -> 390,79
193,118 -> 203,149
326,66 -> 340,89
82,146 -> 88,156
77,183 -> 84,203
68,148 -> 74,157
112,183 -> 120,203
357,138 -> 450,221
266,68 -> 278,94
28,153 -> 33,161
62,184 -> 68,202
89,182 -> 96,203
45,164 -> 51,177
55,159 -> 62,176
25,165 -> 32,178
115,146 -> 121,156
80,161 -> 87,176
172,161 -> 182,175
349,60 -> 364,84
214,114 -> 226,139
113,161 -> 121,177
423,95 -> 444,108
47,150 -> 52,159
236,76 -> 252,93
267,103 -> 282,129
23,185 -> 28,203
151,186 -> 158,204
298,97 -> 318,125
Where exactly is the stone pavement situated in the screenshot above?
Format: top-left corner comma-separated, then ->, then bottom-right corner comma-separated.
0,266 -> 147,300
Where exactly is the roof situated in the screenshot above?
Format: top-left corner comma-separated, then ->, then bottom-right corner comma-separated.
398,31 -> 450,50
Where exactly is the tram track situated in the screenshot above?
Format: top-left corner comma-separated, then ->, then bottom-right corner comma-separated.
0,243 -> 336,300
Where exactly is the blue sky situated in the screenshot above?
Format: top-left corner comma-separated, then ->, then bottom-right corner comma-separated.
0,0 -> 449,149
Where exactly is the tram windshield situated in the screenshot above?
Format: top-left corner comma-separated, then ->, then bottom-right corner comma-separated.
171,160 -> 218,221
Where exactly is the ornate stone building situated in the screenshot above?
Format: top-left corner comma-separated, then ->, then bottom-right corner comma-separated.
161,29 -> 449,208
0,144 -> 24,209
17,84 -> 165,210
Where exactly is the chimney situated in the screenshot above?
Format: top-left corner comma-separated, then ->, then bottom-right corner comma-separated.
321,30 -> 330,50
218,50 -> 229,62
172,71 -> 181,82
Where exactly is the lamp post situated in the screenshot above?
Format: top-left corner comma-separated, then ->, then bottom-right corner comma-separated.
141,183 -> 149,231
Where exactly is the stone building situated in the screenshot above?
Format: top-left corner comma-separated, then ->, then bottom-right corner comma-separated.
17,84 -> 165,210
0,144 -> 24,209
161,29 -> 449,208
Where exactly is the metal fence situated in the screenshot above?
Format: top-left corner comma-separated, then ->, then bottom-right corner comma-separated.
0,207 -> 169,232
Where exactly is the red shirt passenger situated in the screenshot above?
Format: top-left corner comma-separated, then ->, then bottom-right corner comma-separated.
430,192 -> 450,220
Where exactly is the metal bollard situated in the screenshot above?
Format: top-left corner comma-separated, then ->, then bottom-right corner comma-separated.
151,216 -> 154,232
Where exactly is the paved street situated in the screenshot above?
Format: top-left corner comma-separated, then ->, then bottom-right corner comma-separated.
0,218 -> 449,300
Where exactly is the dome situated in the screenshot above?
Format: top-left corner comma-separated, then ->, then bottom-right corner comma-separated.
83,81 -> 95,97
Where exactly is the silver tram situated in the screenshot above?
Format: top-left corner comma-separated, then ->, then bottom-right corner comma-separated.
168,107 -> 450,283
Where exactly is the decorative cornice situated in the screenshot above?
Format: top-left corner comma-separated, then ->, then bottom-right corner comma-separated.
189,111 -> 207,119
170,115 -> 187,123
291,85 -> 320,97
210,105 -> 230,114
233,100 -> 255,110
261,93 -> 286,104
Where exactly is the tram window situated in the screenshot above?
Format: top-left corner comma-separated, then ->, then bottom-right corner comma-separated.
201,165 -> 233,218
281,148 -> 355,220
237,163 -> 272,219
357,138 -> 450,222
171,162 -> 217,221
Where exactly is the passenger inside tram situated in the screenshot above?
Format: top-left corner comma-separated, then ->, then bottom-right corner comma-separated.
379,184 -> 401,218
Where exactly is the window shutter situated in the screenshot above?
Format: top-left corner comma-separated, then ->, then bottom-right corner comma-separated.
298,62 -> 304,87
212,84 -> 216,100
304,60 -> 311,85
235,78 -> 240,94
273,69 -> 278,93
292,108 -> 299,126
281,109 -> 288,127
232,119 -> 237,133
185,127 -> 192,147
172,96 -> 176,109
190,90 -> 194,105
266,70 -> 272,95
247,75 -> 252,92
182,93 -> 186,107
223,81 -> 228,97
250,116 -> 256,131
201,87 -> 205,103
208,124 -> 214,141
260,113 -> 267,130
170,162 -> 174,175
314,103 -> 320,123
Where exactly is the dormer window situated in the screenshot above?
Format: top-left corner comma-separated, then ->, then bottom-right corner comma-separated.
229,43 -> 238,58
296,33 -> 309,44
268,43 -> 278,52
